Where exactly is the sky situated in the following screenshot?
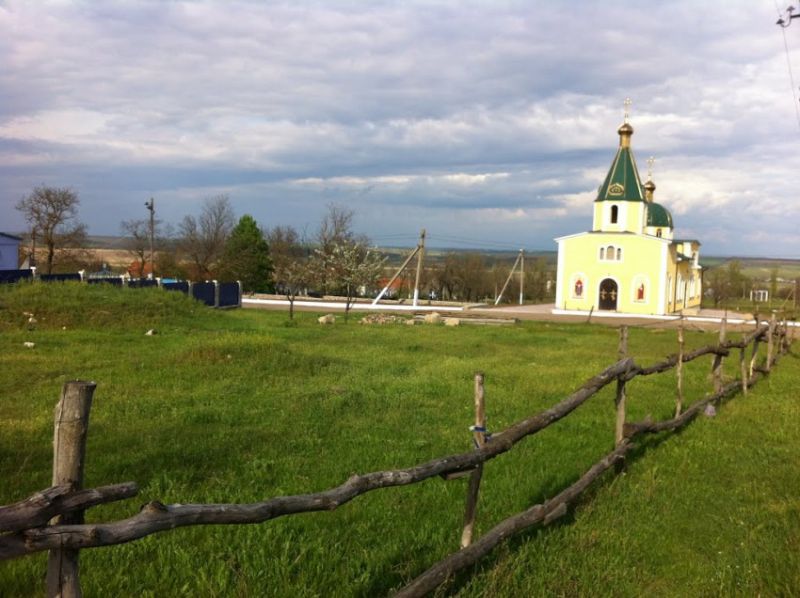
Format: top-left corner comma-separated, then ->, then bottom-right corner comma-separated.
1,1 -> 799,256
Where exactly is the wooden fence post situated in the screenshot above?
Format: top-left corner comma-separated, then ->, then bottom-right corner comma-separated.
615,326 -> 628,447
712,318 -> 727,394
749,316 -> 761,377
460,372 -> 486,548
739,335 -> 748,396
675,322 -> 685,416
766,312 -> 776,372
46,381 -> 96,598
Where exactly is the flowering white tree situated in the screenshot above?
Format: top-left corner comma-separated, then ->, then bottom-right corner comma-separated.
311,240 -> 385,321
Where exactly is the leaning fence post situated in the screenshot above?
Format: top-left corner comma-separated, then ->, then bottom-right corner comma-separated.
460,372 -> 486,549
46,381 -> 96,598
766,312 -> 776,372
675,321 -> 685,416
712,318 -> 727,394
615,326 -> 628,447
739,334 -> 748,396
749,316 -> 761,377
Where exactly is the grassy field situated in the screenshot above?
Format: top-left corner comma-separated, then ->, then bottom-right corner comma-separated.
0,283 -> 798,597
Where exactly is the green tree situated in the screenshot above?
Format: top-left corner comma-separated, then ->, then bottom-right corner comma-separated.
769,267 -> 779,302
219,215 -> 273,293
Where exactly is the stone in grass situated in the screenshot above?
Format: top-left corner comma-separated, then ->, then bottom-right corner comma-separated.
405,319 -> 418,326
444,318 -> 461,327
23,341 -> 35,348
145,329 -> 158,336
704,403 -> 717,417
423,312 -> 442,324
318,314 -> 336,325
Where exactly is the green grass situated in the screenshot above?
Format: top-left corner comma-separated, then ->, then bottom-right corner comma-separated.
1,282 -> 798,596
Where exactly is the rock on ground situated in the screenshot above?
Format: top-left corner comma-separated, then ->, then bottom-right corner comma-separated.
424,312 -> 442,324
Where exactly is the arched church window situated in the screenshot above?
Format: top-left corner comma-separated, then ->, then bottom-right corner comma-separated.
599,247 -> 605,260
616,248 -> 622,260
610,205 -> 619,224
606,245 -> 614,260
656,229 -> 662,238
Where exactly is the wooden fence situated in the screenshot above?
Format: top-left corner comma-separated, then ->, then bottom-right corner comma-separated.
0,313 -> 794,597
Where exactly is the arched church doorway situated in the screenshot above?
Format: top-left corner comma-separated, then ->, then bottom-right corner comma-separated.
599,278 -> 618,310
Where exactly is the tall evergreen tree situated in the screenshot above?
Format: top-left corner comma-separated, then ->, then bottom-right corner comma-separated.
219,215 -> 273,292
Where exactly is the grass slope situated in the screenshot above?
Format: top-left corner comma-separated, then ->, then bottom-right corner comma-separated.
0,283 -> 797,597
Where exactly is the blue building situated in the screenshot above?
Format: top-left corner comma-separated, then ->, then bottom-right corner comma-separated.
0,233 -> 22,269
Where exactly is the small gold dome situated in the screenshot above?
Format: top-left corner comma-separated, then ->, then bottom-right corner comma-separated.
617,122 -> 633,147
644,180 -> 656,191
618,122 -> 634,136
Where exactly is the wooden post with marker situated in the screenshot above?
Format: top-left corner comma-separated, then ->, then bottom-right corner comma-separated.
675,321 -> 685,416
766,312 -> 776,372
712,318 -> 727,394
461,372 -> 487,548
615,326 -> 628,447
46,380 -> 96,598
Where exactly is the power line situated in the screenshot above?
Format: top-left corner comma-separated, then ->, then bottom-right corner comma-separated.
775,0 -> 800,129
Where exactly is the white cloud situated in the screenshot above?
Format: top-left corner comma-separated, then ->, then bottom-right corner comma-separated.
0,1 -> 799,256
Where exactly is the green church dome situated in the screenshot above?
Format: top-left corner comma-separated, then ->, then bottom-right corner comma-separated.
595,122 -> 645,202
647,202 -> 673,229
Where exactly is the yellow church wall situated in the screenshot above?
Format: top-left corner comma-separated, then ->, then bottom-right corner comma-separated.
592,201 -> 646,234
557,233 -> 668,314
665,258 -> 702,313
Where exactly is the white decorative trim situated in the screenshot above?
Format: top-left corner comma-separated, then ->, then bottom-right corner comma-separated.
658,242 -> 667,314
555,240 -> 565,307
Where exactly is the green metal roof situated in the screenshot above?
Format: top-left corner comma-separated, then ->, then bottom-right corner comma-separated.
647,202 -> 674,229
595,146 -> 645,202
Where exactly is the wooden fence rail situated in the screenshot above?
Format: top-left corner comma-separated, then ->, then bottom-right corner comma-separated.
0,316 -> 791,597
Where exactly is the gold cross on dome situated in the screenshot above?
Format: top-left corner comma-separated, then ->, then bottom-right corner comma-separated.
647,156 -> 655,180
623,98 -> 632,123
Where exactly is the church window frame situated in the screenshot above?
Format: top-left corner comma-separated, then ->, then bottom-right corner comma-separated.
610,205 -> 619,224
599,244 -> 623,262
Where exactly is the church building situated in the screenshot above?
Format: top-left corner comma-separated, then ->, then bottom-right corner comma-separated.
554,112 -> 702,316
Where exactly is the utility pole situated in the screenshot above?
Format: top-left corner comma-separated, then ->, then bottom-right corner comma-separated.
519,249 -> 524,305
412,229 -> 426,307
372,228 -> 426,306
30,227 -> 37,268
145,197 -> 155,278
495,249 -> 523,306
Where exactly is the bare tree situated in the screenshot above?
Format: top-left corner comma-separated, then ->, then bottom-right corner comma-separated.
15,186 -> 87,274
268,226 -> 311,319
178,195 -> 235,279
120,218 -> 162,278
316,204 -> 356,251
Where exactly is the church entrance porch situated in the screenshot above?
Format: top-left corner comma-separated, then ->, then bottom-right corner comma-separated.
599,278 -> 618,310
